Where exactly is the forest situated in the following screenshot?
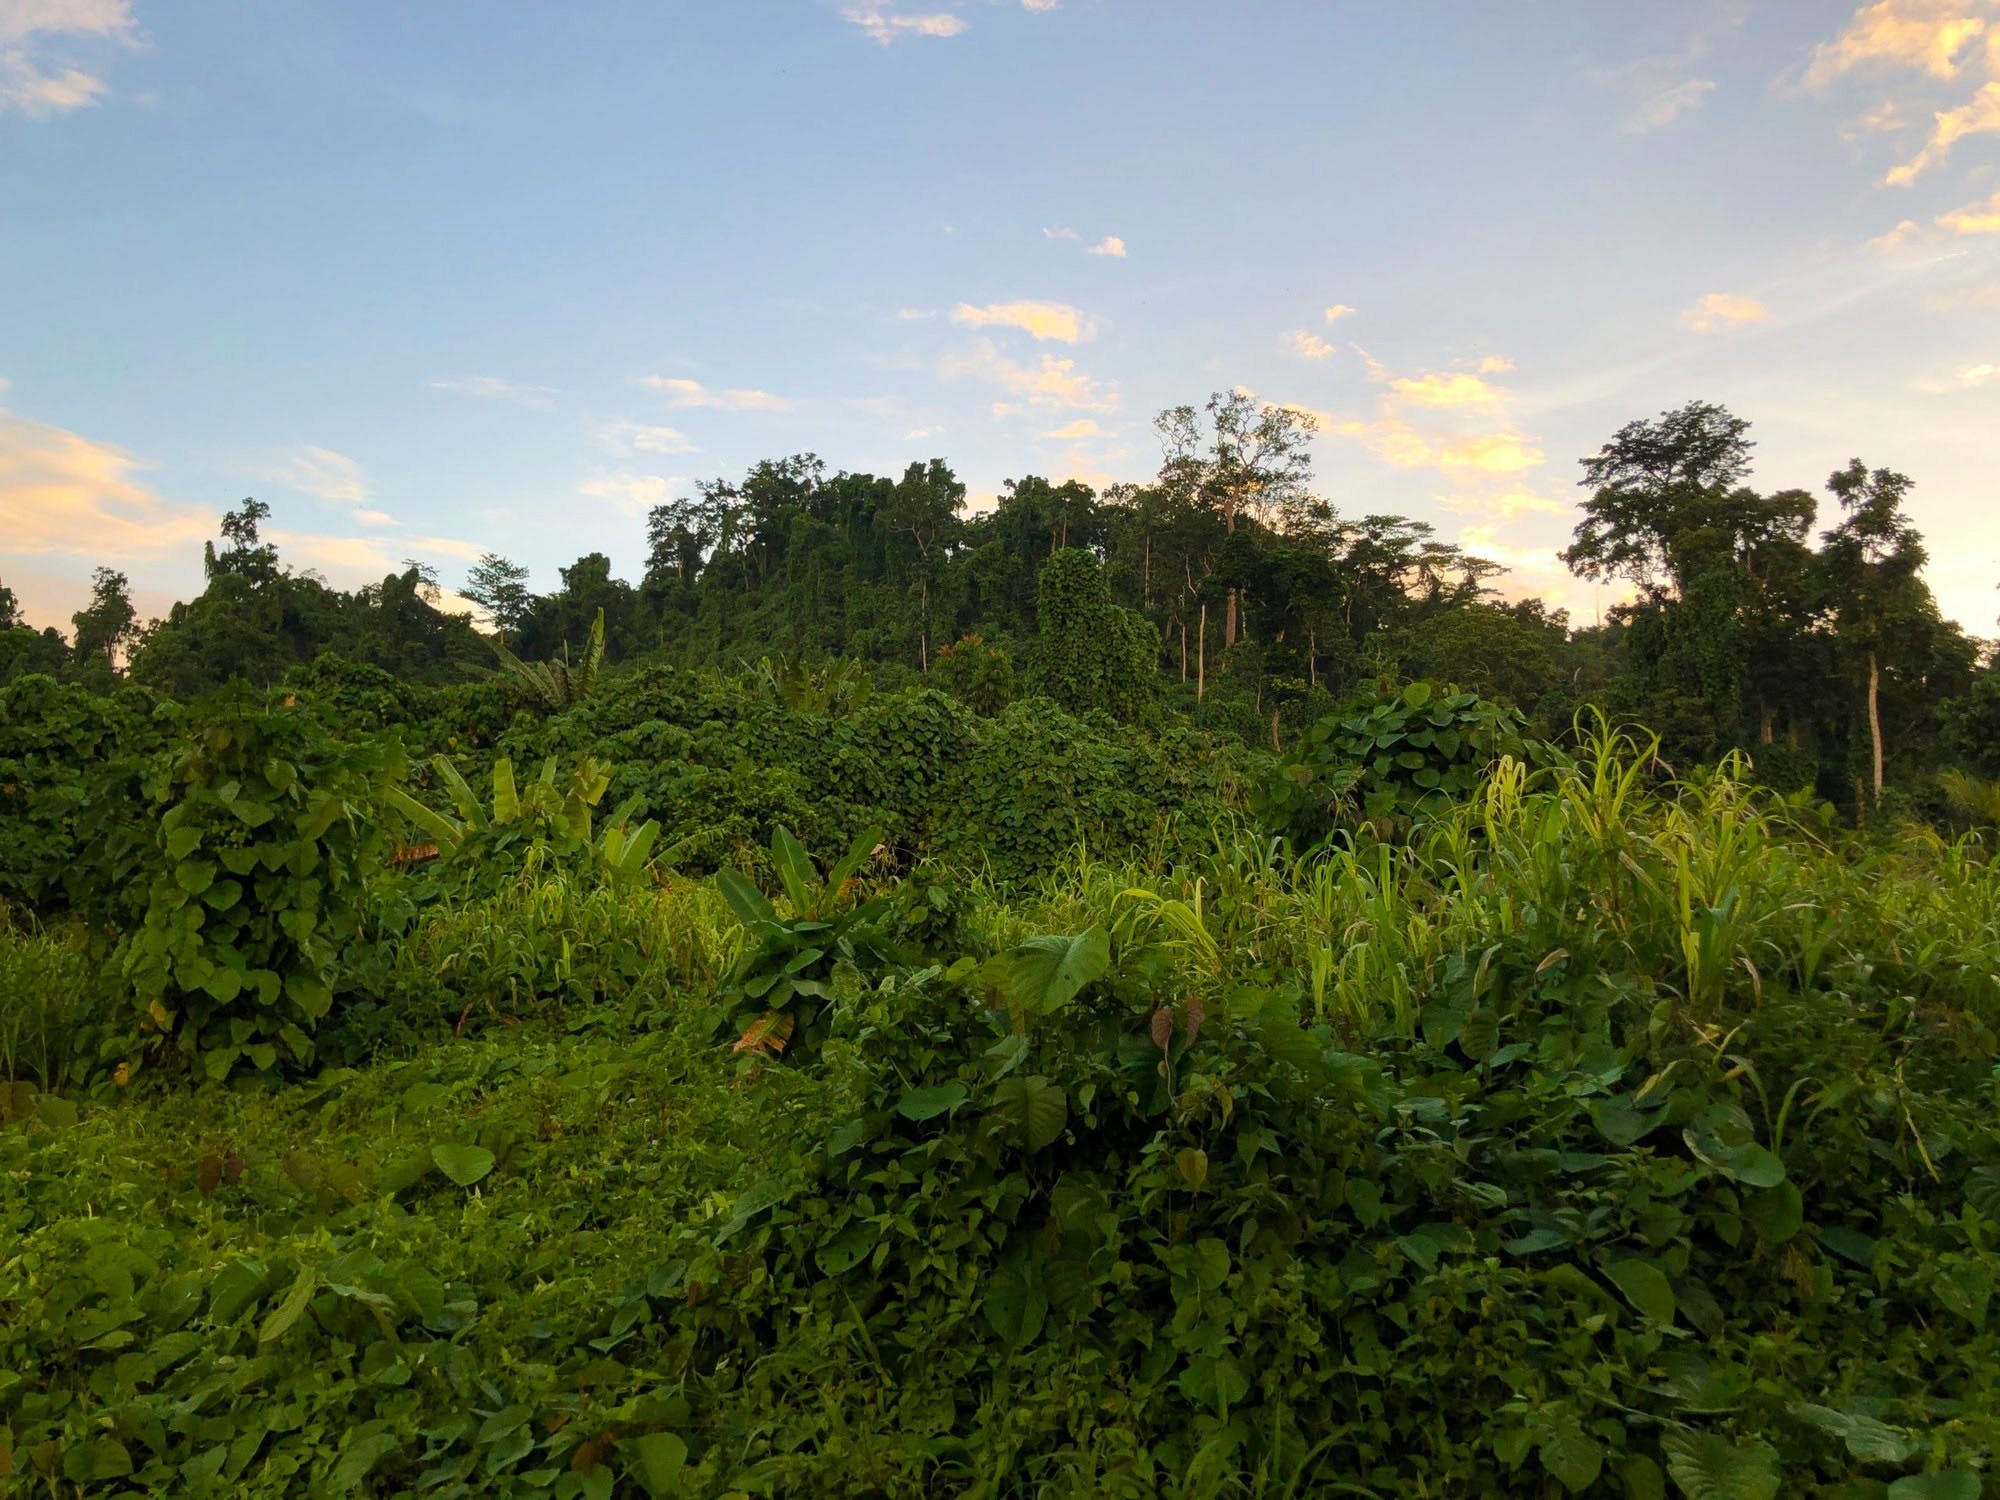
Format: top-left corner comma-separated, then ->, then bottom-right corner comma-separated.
3,392 -> 2000,1497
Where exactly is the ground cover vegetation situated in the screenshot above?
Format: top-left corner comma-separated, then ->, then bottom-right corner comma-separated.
2,394 -> 1999,1496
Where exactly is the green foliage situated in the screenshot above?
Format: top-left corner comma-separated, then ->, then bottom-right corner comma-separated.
493,606 -> 606,711
109,697 -> 405,1080
1262,679 -> 1533,839
1032,548 -> 1159,722
0,674 -> 173,910
714,823 -> 895,1059
930,632 -> 1016,715
0,913 -> 121,1089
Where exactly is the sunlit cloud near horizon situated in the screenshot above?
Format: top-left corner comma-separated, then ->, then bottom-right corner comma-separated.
2,0 -> 1996,636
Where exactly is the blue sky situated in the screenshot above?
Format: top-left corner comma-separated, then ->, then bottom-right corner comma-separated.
3,0 -> 1998,634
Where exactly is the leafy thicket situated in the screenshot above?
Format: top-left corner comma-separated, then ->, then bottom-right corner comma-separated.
5,747 -> 2000,1495
1261,679 -> 1533,840
104,697 -> 405,1080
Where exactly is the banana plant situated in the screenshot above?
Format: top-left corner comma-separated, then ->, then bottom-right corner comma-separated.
715,824 -> 891,1059
492,607 -> 605,711
385,753 -> 664,882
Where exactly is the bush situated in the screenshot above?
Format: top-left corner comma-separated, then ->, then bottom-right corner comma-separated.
107,696 -> 406,1080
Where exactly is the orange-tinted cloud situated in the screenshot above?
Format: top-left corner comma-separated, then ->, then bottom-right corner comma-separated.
0,411 -> 216,558
951,300 -> 1097,343
1679,292 -> 1771,332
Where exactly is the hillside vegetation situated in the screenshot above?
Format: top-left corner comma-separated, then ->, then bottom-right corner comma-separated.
3,393 -> 1999,1496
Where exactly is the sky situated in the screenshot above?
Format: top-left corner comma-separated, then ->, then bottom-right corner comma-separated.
2,0 -> 1998,637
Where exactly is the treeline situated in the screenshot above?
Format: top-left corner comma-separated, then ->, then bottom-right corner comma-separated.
4,393 -> 1995,815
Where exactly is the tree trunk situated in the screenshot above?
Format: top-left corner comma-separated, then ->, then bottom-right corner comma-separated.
1867,649 -> 1883,802
1309,627 -> 1317,688
1197,604 -> 1206,703
1758,698 -> 1773,746
1179,619 -> 1187,681
1270,707 -> 1281,754
1225,588 -> 1239,648
919,578 -> 929,672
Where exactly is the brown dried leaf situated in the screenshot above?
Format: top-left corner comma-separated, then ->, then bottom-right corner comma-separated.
1182,996 -> 1206,1044
733,1010 -> 796,1056
1149,1008 -> 1173,1051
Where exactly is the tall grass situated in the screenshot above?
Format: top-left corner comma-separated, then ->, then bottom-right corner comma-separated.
1007,722 -> 2000,1038
0,908 -> 117,1089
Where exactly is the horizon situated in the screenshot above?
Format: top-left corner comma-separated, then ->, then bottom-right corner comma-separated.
3,0 -> 1998,637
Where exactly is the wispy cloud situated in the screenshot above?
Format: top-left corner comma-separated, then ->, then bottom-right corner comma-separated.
636,375 -> 792,412
1284,329 -> 1338,361
939,337 -> 1118,416
0,0 -> 136,117
1042,226 -> 1080,242
1918,360 -> 1999,390
1589,53 -> 1718,132
0,409 -> 216,558
1039,418 -> 1103,440
841,4 -> 967,43
1939,185 -> 2000,231
1679,291 -> 1771,332
951,299 -> 1097,343
1792,1 -> 2000,184
591,418 -> 698,457
1085,235 -> 1127,258
263,445 -> 387,521
427,375 -> 560,409
1324,304 -> 1358,326
1441,487 -> 1570,521
579,470 -> 687,519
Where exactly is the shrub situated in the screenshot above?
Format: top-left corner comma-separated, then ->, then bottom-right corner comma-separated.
108,696 -> 405,1080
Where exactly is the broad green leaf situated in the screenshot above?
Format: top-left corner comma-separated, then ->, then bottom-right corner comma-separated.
62,1438 -> 133,1483
257,1265 -> 318,1345
715,867 -> 775,927
987,1075 -> 1067,1152
431,1143 -> 496,1188
627,1431 -> 688,1497
1606,1258 -> 1676,1326
1887,1474 -> 1982,1500
896,1082 -> 968,1122
770,824 -> 816,913
328,1427 -> 400,1495
1660,1429 -> 1779,1500
1744,1181 -> 1803,1244
982,1263 -> 1047,1348
491,758 -> 519,822
1791,1403 -> 1919,1464
1005,929 -> 1110,1017
1539,1422 -> 1603,1493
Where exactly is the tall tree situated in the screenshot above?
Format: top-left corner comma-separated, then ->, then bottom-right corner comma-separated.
463,553 -> 533,639
1155,391 -> 1318,647
71,567 -> 138,673
1819,459 -> 1932,803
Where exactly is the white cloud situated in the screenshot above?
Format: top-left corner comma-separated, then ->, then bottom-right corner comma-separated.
1939,186 -> 2000,231
1332,346 -> 1546,477
939,337 -> 1118,415
1284,329 -> 1338,361
893,306 -> 936,320
427,375 -> 559,409
841,4 -> 968,43
1324,303 -> 1358,326
1085,235 -> 1127,258
592,418 -> 698,457
1678,291 -> 1771,332
951,299 -> 1097,343
636,375 -> 792,412
0,0 -> 135,117
1885,79 -> 2000,183
1477,355 -> 1515,373
1919,360 -> 2000,390
579,470 -> 687,519
1441,487 -> 1569,521
1042,225 -> 1080,241
0,409 -> 216,559
264,445 -> 376,511
1039,418 -> 1103,439
1630,76 -> 1716,130
1800,0 -> 1992,91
